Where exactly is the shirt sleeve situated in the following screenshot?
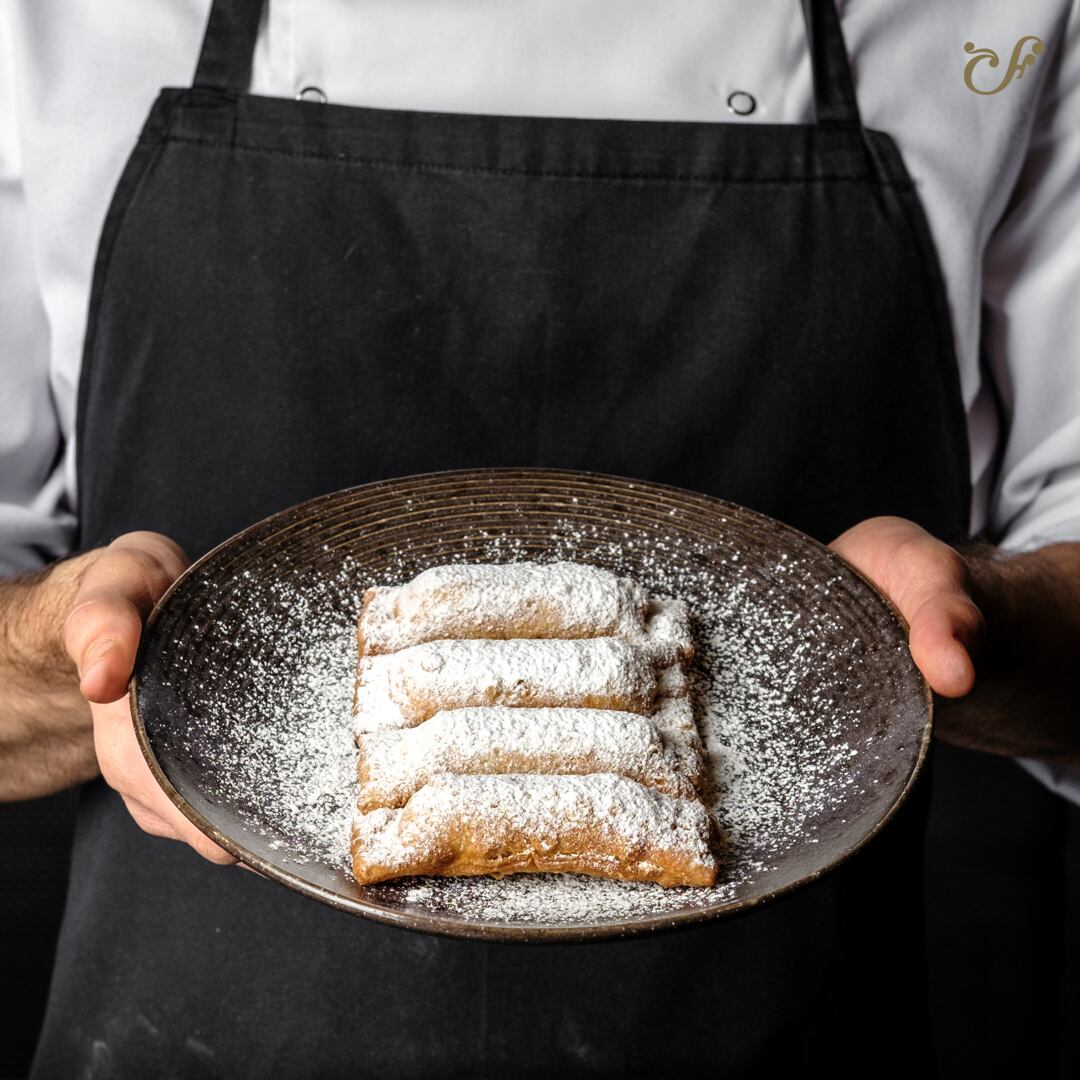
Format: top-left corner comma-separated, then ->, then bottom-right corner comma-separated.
0,8 -> 76,575
979,2 -> 1080,805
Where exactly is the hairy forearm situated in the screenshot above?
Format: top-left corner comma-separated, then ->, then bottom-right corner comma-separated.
936,541 -> 1080,763
0,560 -> 98,800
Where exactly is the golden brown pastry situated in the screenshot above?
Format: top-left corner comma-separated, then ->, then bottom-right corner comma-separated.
357,562 -> 693,665
351,773 -> 718,887
348,559 -> 715,889
352,637 -> 660,734
356,701 -> 705,811
357,562 -> 649,654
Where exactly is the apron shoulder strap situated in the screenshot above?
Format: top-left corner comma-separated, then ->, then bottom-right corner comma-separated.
803,0 -> 862,127
191,0 -> 861,128
193,0 -> 264,92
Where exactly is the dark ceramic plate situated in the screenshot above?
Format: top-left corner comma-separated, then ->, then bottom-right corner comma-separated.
131,468 -> 930,942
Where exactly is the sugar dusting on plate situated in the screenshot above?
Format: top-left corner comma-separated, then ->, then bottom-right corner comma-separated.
156,518 -> 903,927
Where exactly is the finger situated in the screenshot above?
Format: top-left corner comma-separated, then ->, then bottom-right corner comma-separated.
92,697 -> 236,865
829,518 -> 986,697
109,531 -> 190,580
828,516 -> 922,586
65,593 -> 144,703
63,540 -> 188,703
908,591 -> 985,698
120,797 -> 178,839
186,830 -> 239,866
829,520 -> 969,633
125,797 -> 237,866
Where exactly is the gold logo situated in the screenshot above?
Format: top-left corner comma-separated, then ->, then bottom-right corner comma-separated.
964,35 -> 1044,94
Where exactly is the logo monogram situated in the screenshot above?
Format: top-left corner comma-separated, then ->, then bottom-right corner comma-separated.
963,35 -> 1044,95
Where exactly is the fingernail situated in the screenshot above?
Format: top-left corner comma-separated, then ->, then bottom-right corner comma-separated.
81,637 -> 116,676
946,644 -> 974,692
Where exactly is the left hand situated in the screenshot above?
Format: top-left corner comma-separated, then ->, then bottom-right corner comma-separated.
829,516 -> 986,698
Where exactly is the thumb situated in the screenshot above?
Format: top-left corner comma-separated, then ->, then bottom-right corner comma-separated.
62,533 -> 189,704
64,592 -> 145,703
829,517 -> 985,699
906,589 -> 985,699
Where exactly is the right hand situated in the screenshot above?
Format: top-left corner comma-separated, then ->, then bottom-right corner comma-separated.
61,531 -> 236,865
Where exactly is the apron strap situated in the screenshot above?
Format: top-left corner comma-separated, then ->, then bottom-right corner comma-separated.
190,0 -> 861,127
802,0 -> 862,126
193,0 -> 264,92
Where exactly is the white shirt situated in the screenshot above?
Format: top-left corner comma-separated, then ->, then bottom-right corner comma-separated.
2,1 -> 1079,800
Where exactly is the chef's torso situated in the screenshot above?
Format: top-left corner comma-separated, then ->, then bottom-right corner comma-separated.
36,1 -> 968,1074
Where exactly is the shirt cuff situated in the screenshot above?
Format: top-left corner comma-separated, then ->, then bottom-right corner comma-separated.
993,466 -> 1080,554
1015,758 -> 1080,808
0,466 -> 77,575
0,503 -> 76,574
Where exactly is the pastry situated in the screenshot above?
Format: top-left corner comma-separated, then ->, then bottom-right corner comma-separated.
357,562 -> 649,654
348,559 -> 716,889
355,701 -> 705,811
352,636 -> 661,734
357,561 -> 693,664
351,773 -> 718,887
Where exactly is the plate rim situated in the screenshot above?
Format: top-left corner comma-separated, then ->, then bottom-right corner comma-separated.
129,466 -> 934,943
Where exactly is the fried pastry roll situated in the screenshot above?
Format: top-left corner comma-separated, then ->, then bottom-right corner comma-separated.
356,704 -> 704,811
357,562 -> 649,655
352,637 -> 659,734
351,773 -> 718,887
357,562 -> 693,663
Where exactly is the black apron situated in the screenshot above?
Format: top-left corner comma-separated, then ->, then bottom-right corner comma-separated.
34,1 -> 969,1075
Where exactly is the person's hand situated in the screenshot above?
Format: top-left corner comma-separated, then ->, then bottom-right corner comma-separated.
829,516 -> 985,698
61,532 -> 235,864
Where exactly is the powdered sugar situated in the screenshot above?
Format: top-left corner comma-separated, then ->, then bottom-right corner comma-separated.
352,773 -> 716,887
353,637 -> 658,732
356,704 -> 703,810
359,561 -> 649,652
144,511 -> 919,928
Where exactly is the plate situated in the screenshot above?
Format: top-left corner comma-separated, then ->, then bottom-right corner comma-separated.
131,468 -> 931,942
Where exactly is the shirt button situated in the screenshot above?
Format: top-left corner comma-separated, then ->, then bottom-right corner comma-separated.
726,91 -> 757,116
